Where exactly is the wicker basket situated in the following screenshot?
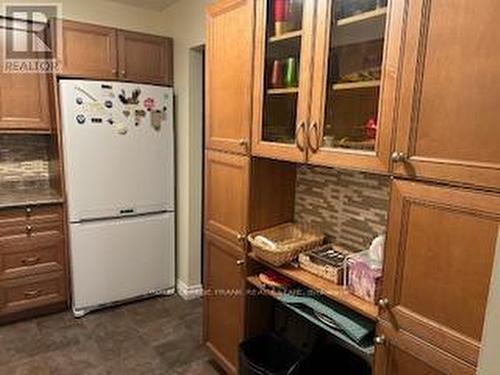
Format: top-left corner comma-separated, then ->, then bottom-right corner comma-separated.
248,223 -> 325,267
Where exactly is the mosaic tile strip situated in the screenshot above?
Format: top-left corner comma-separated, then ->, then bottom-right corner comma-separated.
0,135 -> 51,190
294,165 -> 390,252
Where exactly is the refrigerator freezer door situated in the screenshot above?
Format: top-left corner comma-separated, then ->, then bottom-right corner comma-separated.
60,80 -> 174,222
69,213 -> 175,313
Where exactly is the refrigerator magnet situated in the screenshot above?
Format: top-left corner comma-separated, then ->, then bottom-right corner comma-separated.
151,110 -> 162,131
144,97 -> 155,110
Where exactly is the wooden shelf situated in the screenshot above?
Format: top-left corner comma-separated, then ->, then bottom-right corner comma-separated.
267,87 -> 299,95
337,7 -> 388,27
248,252 -> 378,320
333,80 -> 380,91
269,30 -> 302,43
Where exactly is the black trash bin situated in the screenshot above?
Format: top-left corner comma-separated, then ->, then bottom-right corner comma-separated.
239,333 -> 306,375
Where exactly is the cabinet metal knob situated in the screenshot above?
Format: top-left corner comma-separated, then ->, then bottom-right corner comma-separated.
25,289 -> 41,298
111,68 -> 117,74
121,70 -> 126,76
26,207 -> 33,214
26,225 -> 33,234
236,259 -> 245,266
238,139 -> 249,147
374,335 -> 386,345
391,152 -> 407,163
236,234 -> 245,241
378,298 -> 390,308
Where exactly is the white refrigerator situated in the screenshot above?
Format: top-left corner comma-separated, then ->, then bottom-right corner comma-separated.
59,79 -> 175,317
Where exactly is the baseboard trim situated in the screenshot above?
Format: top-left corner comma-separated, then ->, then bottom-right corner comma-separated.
176,279 -> 203,300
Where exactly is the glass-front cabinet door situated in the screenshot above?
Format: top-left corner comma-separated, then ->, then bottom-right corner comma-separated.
252,0 -> 316,162
308,0 -> 404,171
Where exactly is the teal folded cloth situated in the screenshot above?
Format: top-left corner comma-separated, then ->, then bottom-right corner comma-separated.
278,293 -> 374,345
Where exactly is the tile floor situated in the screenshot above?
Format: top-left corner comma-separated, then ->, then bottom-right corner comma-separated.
0,295 -> 224,375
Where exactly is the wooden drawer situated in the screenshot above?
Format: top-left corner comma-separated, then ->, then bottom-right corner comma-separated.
0,232 -> 65,280
0,205 -> 63,238
0,272 -> 66,317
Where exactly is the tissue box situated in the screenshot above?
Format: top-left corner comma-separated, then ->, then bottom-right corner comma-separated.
347,251 -> 382,303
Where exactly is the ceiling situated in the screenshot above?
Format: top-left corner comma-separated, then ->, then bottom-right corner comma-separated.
106,0 -> 178,11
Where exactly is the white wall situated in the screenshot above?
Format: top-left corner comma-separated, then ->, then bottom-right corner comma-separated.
156,0 -> 210,291
2,0 -> 163,33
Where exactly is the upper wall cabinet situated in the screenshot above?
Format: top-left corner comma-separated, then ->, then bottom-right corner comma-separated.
0,27 -> 52,132
308,0 -> 403,172
392,0 -> 500,190
59,21 -> 173,86
252,0 -> 404,171
206,0 -> 254,155
60,21 -> 118,79
117,31 -> 173,86
251,0 -> 315,163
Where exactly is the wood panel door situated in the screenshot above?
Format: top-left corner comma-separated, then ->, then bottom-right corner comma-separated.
117,31 -> 173,86
380,179 -> 500,366
392,0 -> 500,190
204,150 -> 250,245
0,28 -> 52,132
203,231 -> 245,374
373,323 -> 476,375
307,0 -> 404,172
206,0 -> 254,155
251,0 -> 315,163
60,21 -> 117,79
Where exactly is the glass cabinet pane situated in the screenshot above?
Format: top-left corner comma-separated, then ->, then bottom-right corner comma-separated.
322,0 -> 388,152
262,0 -> 304,144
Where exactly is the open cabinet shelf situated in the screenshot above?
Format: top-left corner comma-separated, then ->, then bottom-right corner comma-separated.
267,87 -> 299,95
337,7 -> 388,27
248,252 -> 379,320
269,29 -> 302,43
333,80 -> 380,91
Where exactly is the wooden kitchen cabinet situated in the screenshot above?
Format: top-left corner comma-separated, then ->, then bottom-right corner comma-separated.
392,0 -> 500,190
307,0 -> 404,172
0,28 -> 52,132
204,150 -> 250,245
117,31 -> 173,85
252,0 -> 404,171
206,0 -> 254,155
60,20 -> 173,85
0,204 -> 68,321
380,179 -> 500,367
251,0 -> 315,162
60,20 -> 118,79
373,323 -> 476,375
203,231 -> 245,374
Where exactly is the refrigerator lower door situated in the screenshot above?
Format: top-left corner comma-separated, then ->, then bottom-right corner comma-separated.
69,212 -> 175,316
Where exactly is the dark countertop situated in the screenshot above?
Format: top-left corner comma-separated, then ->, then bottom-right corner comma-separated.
0,188 -> 64,209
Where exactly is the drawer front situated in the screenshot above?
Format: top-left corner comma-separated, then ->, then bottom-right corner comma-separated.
0,205 -> 62,224
0,232 -> 65,280
0,219 -> 63,238
0,272 -> 66,316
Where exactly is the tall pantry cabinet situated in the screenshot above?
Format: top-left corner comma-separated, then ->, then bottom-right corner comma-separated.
204,0 -> 500,374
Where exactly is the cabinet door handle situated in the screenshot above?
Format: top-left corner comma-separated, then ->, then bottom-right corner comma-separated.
121,70 -> 126,76
391,152 -> 407,163
236,259 -> 245,266
111,68 -> 117,74
296,122 -> 306,152
377,298 -> 390,308
21,256 -> 40,266
308,122 -> 320,153
238,139 -> 249,148
24,290 -> 41,299
374,335 -> 386,345
25,207 -> 33,215
236,234 -> 246,242
26,225 -> 33,235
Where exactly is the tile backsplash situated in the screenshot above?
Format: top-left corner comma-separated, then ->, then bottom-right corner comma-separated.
0,135 -> 51,189
294,165 -> 390,252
